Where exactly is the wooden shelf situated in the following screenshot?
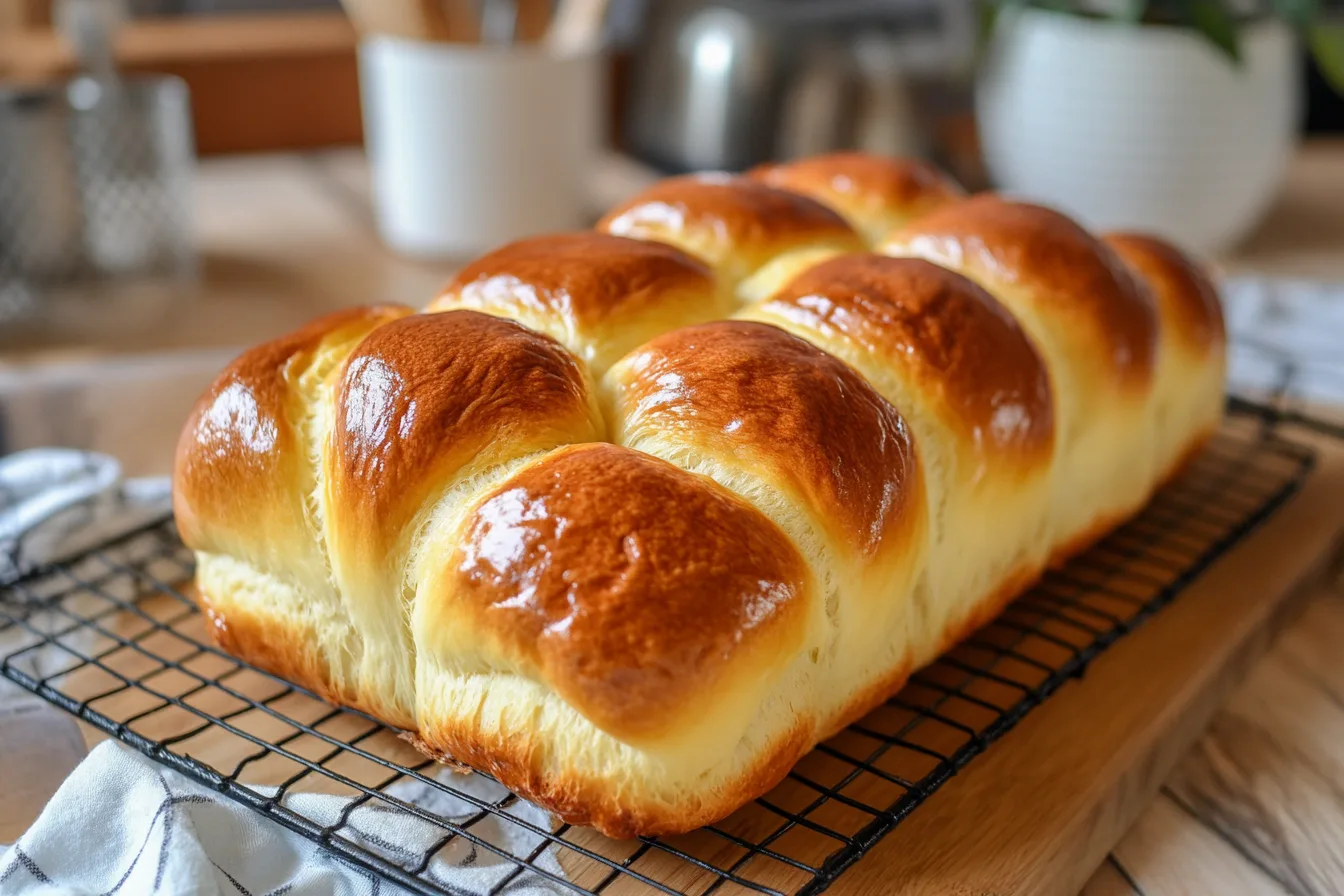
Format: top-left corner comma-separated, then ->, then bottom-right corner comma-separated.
1,10 -> 356,75
0,11 -> 362,154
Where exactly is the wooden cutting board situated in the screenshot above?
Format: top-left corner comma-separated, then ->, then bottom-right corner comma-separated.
818,431 -> 1344,896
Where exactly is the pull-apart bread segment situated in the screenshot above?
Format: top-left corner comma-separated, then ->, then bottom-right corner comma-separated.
740,255 -> 1056,661
749,152 -> 966,246
413,443 -> 821,836
604,321 -> 929,735
428,232 -> 731,374
177,309 -> 605,729
175,153 -> 1227,839
878,195 -> 1161,559
175,305 -> 413,723
1104,233 -> 1227,482
597,174 -> 865,304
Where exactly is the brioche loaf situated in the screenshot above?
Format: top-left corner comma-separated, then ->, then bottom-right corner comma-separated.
749,151 -> 966,244
174,153 -> 1226,837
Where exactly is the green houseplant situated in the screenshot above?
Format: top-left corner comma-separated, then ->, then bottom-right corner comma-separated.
980,0 -> 1344,87
974,0 -> 1343,253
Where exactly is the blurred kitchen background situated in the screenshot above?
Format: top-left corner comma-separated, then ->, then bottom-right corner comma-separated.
1,0 -> 1342,469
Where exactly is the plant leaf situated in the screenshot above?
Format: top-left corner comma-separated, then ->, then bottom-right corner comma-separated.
1118,0 -> 1151,23
975,0 -> 1031,63
1269,0 -> 1319,29
1308,23 -> 1344,94
977,0 -> 1000,48
1186,0 -> 1242,63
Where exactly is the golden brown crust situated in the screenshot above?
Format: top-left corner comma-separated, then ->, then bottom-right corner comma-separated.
597,174 -> 862,279
610,321 -> 920,559
934,563 -> 1045,658
431,232 -> 716,327
327,310 -> 602,561
173,305 -> 412,560
880,194 -> 1159,390
427,232 -> 730,372
761,254 -> 1055,465
197,586 -> 369,714
1048,512 -> 1128,570
1104,232 -> 1227,356
750,152 -> 964,240
439,443 -> 813,744
407,720 -> 814,839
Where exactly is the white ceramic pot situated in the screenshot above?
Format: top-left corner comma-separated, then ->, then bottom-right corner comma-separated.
359,37 -> 604,259
976,10 -> 1300,254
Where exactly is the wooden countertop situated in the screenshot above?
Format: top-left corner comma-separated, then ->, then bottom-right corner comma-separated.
2,143 -> 1344,893
1,148 -> 656,363
1087,581 -> 1344,896
7,139 -> 1343,365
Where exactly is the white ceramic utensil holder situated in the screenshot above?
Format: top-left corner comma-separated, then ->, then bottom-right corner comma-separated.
359,36 -> 604,258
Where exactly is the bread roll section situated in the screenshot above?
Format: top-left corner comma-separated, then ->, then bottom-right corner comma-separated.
413,443 -> 821,834
176,305 -> 413,723
428,232 -> 730,374
878,195 -> 1162,559
1104,233 -> 1227,484
597,174 -> 865,303
749,152 -> 966,245
740,255 -> 1056,663
604,320 -> 928,739
174,152 -> 1227,837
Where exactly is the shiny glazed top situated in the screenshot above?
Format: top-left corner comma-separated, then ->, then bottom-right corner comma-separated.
173,305 -> 411,565
608,320 -> 920,559
881,194 -> 1160,390
431,232 -> 719,328
327,310 -> 603,560
761,254 -> 1055,466
750,152 -> 966,240
1105,233 -> 1227,357
597,174 -> 863,278
445,443 -> 813,742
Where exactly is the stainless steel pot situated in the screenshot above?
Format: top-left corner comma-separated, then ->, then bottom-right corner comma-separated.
622,0 -> 976,173
624,0 -> 801,172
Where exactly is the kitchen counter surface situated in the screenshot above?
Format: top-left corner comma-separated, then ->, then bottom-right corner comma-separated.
1,149 -> 655,363
2,143 -> 1344,895
6,139 -> 1344,364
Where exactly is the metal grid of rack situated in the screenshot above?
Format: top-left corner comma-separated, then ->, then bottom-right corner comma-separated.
0,408 -> 1319,896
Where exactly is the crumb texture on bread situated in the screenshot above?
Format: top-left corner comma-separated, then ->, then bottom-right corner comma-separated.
174,152 -> 1227,837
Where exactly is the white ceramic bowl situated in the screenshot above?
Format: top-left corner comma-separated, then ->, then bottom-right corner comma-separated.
976,10 -> 1300,254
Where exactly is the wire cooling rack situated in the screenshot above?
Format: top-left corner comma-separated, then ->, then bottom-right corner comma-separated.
0,406 -> 1323,896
